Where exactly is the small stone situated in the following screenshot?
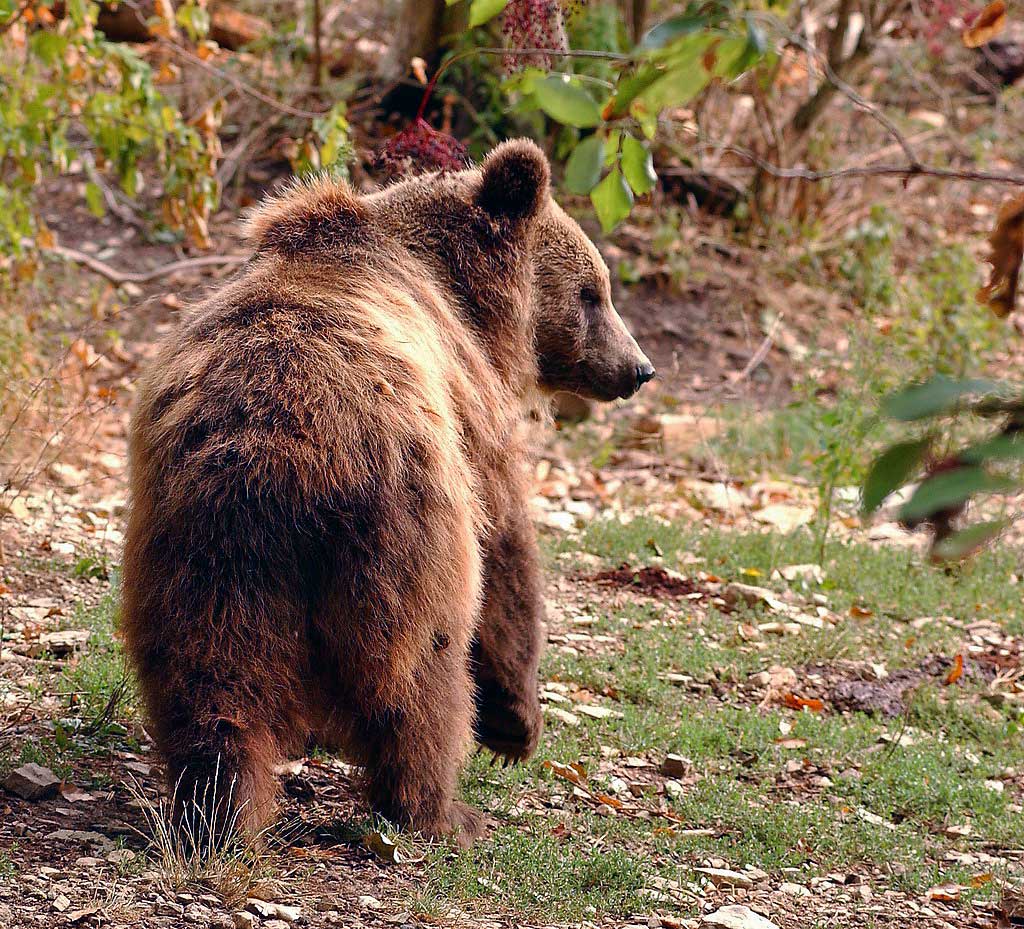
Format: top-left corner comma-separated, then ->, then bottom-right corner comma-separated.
246,900 -> 301,923
664,780 -> 684,799
264,922 -> 290,929
779,882 -> 811,897
694,867 -> 754,889
4,763 -> 61,800
36,630 -> 90,657
52,894 -> 70,913
543,706 -> 580,726
45,830 -> 114,850
702,905 -> 781,929
74,857 -> 105,868
660,753 -> 688,778
233,913 -> 256,929
156,902 -> 184,917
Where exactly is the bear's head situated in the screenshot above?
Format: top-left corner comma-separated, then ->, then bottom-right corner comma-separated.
476,140 -> 655,402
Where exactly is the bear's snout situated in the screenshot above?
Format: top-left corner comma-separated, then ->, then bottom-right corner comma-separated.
635,361 -> 657,391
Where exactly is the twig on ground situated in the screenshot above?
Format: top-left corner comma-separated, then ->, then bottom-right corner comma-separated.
42,246 -> 248,285
730,316 -> 780,385
81,153 -> 147,229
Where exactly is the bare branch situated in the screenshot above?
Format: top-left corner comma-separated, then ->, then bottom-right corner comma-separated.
41,246 -> 248,285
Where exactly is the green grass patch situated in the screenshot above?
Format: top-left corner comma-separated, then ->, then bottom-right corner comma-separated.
415,517 -> 1024,921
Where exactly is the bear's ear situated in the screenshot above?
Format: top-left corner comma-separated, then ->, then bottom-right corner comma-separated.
477,139 -> 550,225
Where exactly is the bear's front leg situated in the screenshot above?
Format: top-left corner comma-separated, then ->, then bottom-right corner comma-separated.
472,504 -> 544,761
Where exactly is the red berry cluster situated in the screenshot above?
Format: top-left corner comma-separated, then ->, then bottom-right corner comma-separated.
375,118 -> 469,177
501,0 -> 570,70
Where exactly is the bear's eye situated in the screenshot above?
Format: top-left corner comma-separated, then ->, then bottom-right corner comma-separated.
579,285 -> 601,308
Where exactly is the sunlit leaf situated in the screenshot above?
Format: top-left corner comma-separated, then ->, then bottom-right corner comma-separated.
533,76 -> 602,127
84,182 -> 105,218
621,135 -> 656,195
591,167 -> 633,233
468,0 -> 509,28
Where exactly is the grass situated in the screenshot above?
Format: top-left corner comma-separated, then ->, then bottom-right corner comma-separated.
412,518 -> 1024,921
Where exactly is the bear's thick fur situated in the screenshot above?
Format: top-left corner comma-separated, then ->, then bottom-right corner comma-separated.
122,140 -> 652,845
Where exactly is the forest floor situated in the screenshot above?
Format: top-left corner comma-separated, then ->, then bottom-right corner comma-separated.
3,166 -> 1024,929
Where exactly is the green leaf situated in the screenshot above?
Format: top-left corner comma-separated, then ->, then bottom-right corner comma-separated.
883,376 -> 1003,422
533,76 -> 602,128
591,166 -> 633,233
565,135 -> 605,195
932,519 -> 1009,561
899,467 -> 1015,523
84,182 -> 105,218
621,135 -> 656,195
468,0 -> 509,28
962,431 -> 1024,464
639,14 -> 708,51
731,14 -> 768,74
862,437 -> 932,515
605,65 -> 663,117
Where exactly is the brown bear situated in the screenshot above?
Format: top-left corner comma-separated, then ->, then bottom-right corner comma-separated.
121,139 -> 654,847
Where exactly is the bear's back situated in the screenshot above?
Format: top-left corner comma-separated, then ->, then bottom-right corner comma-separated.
130,252 -> 492,530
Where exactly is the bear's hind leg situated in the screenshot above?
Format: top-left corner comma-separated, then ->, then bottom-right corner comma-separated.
473,503 -> 544,762
354,645 -> 484,848
161,711 -> 279,850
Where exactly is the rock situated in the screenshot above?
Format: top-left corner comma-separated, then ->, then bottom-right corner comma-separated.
694,867 -> 755,889
74,857 -> 105,868
4,763 -> 61,800
752,503 -> 814,533
36,630 -> 90,657
45,830 -> 114,850
683,479 -> 749,514
660,754 -> 688,778
264,922 -> 290,929
703,905 -> 781,929
626,413 -> 723,455
664,780 -> 684,799
723,582 -> 786,612
246,900 -> 301,923
52,894 -> 71,912
358,896 -> 383,910
779,882 -> 811,897
543,706 -> 580,726
537,510 -> 577,532
576,704 -> 622,720
233,913 -> 256,929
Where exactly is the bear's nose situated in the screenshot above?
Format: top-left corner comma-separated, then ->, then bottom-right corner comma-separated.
635,362 -> 656,390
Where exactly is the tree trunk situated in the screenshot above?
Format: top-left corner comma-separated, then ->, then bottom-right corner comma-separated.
377,0 -> 449,84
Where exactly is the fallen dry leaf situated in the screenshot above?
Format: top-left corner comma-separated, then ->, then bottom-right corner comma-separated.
544,759 -> 586,786
962,0 -> 1007,47
926,882 -> 963,901
978,192 -> 1024,317
782,693 -> 825,713
945,653 -> 964,685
